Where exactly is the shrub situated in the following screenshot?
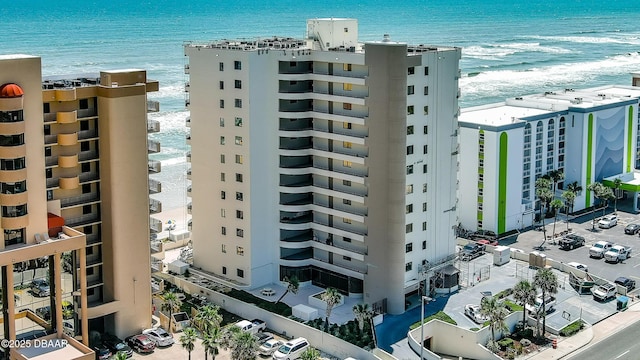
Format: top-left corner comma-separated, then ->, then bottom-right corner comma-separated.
560,319 -> 584,337
470,327 -> 480,332
409,311 -> 457,329
498,338 -> 514,350
226,289 -> 292,316
520,338 -> 531,347
504,300 -> 523,312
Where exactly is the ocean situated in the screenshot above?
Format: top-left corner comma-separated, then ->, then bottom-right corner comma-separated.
3,0 -> 640,211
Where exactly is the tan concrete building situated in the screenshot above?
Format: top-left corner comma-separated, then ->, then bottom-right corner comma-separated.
185,19 -> 461,314
0,54 -> 157,358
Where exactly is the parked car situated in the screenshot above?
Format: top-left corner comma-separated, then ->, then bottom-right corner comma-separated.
272,337 -> 309,360
559,234 -> 586,250
625,223 -> 640,234
476,239 -> 498,247
589,241 -> 613,258
36,306 -> 51,321
592,283 -> 617,301
93,344 -> 112,360
460,243 -> 484,261
254,332 -> 274,345
525,294 -> 556,314
30,279 -> 50,297
567,262 -> 588,272
259,339 -> 284,357
142,328 -> 174,347
464,304 -> 488,324
614,277 -> 636,292
598,215 -> 618,229
125,334 -> 156,354
604,245 -> 632,263
235,319 -> 266,335
63,321 -> 74,337
103,334 -> 134,358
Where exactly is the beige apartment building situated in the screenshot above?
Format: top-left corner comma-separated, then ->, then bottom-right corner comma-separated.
0,54 -> 157,359
185,19 -> 461,314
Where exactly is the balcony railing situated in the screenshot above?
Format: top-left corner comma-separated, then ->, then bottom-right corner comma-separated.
78,150 -> 98,161
147,100 -> 160,113
147,119 -> 160,133
311,236 -> 367,255
312,256 -> 367,274
66,213 -> 101,227
148,160 -> 161,173
149,179 -> 161,194
60,193 -> 100,207
78,129 -> 98,140
150,217 -> 162,233
148,140 -> 160,154
150,199 -> 162,214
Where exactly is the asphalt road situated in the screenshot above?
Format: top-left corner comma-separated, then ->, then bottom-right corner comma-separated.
565,320 -> 640,360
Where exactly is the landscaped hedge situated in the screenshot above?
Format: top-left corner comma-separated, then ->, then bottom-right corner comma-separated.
409,311 -> 457,329
227,289 -> 292,316
560,319 -> 584,337
504,300 -> 523,312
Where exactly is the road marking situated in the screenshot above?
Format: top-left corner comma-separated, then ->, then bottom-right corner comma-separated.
615,350 -> 629,359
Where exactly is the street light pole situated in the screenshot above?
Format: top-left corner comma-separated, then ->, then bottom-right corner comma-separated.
420,295 -> 429,360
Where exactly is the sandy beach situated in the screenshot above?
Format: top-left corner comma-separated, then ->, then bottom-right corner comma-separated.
155,206 -> 191,233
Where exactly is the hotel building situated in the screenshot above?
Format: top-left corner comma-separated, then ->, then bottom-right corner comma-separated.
0,54 -> 156,358
458,85 -> 640,235
184,19 -> 461,314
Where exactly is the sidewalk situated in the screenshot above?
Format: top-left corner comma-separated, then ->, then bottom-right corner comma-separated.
527,298 -> 640,360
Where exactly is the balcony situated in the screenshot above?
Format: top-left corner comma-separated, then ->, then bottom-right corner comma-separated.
66,213 -> 101,227
60,193 -> 100,207
184,64 -> 190,74
187,185 -> 192,195
150,240 -> 163,254
280,211 -> 312,224
58,133 -> 78,146
58,154 -> 78,168
59,176 -> 80,190
149,178 -> 161,194
78,150 -> 98,161
56,111 -> 77,124
147,100 -> 160,113
147,119 -> 160,133
187,168 -> 191,180
280,155 -> 312,169
186,151 -> 191,163
280,229 -> 313,243
279,99 -> 313,113
311,236 -> 367,255
279,118 -> 312,131
149,198 -> 162,214
280,193 -> 313,206
78,129 -> 98,140
279,137 -> 312,151
311,256 -> 367,275
150,217 -> 162,233
278,80 -> 313,94
313,218 -> 367,236
186,132 -> 191,145
187,202 -> 192,215
280,174 -> 313,187
148,159 -> 161,173
148,140 -> 160,154
79,171 -> 99,183
185,82 -> 190,92
186,117 -> 191,128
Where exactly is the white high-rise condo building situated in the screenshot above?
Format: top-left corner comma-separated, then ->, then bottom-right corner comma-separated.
184,19 -> 461,314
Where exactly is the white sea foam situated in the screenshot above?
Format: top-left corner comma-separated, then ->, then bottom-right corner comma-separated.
463,42 -> 573,60
526,34 -> 640,45
148,110 -> 190,131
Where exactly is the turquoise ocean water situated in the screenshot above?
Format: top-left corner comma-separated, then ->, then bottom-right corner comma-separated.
2,0 -> 640,210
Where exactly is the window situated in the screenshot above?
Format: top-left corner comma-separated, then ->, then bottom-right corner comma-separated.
221,227 -> 226,235
407,145 -> 414,155
219,81 -> 224,90
343,160 -> 352,168
237,247 -> 244,255
44,125 -> 51,135
407,85 -> 414,95
45,147 -> 52,157
343,83 -> 352,91
406,243 -> 413,253
424,86 -> 429,95
406,223 -> 413,233
221,191 -> 226,199
343,218 -> 352,224
237,268 -> 244,278
289,62 -> 296,67
422,240 -> 427,249
236,192 -> 243,201
406,204 -> 413,214
236,228 -> 244,237
424,67 -> 429,76
343,256 -> 351,261
423,145 -> 428,154
43,103 -> 50,113
82,184 -> 91,194
343,122 -> 352,129
343,141 -> 352,148
344,27 -> 349,32
234,61 -> 241,70
222,266 -> 227,274
344,237 -> 351,242
234,80 -> 242,89
235,173 -> 243,182
423,202 -> 427,211
220,117 -> 225,127
221,209 -> 226,218
81,163 -> 90,173
408,67 -> 415,75
343,63 -> 352,71
343,180 -> 351,186
46,168 -> 52,178
235,155 -> 243,164
221,173 -> 225,181
423,183 -> 427,193
234,99 -> 242,108
80,121 -> 89,131
406,165 -> 413,175
219,62 -> 224,71
220,154 -> 225,163
424,125 -> 428,134
236,210 -> 243,219
79,99 -> 89,109
405,262 -> 412,272
406,184 -> 413,194
235,117 -> 243,127
343,103 -> 352,110
222,244 -> 226,253
343,199 -> 351,205
422,222 -> 427,231
423,106 -> 429,115
407,106 -> 414,115
423,164 -> 427,173
235,136 -> 243,145
219,99 -> 224,108
407,126 -> 414,135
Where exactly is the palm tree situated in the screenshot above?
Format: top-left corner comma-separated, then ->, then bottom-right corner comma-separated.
533,268 -> 558,339
587,182 -> 606,230
180,327 -> 197,360
352,303 -> 373,334
549,199 -> 563,239
561,189 -> 576,230
113,352 -> 129,360
161,291 -> 182,333
512,280 -> 536,328
202,326 -> 222,360
567,181 -> 583,196
220,325 -> 241,350
275,276 -> 299,305
300,347 -> 321,360
535,177 -> 553,243
230,330 -> 258,360
548,169 -> 565,194
480,296 -> 509,352
612,177 -> 622,213
193,305 -> 223,334
321,287 -> 342,331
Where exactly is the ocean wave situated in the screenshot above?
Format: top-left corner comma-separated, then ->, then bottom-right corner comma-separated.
526,34 -> 640,45
148,83 -> 187,99
463,42 -> 572,60
148,110 -> 190,131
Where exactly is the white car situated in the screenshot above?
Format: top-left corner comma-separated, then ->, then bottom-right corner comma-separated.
259,339 -> 283,357
567,262 -> 588,272
598,215 -> 618,229
464,304 -> 489,324
142,328 -> 174,347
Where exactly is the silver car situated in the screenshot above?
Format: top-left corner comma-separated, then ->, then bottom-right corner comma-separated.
259,339 -> 283,357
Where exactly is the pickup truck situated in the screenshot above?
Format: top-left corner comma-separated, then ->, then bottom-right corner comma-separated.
592,283 -> 617,301
589,241 -> 613,258
559,234 -> 586,250
460,243 -> 484,261
604,245 -> 632,263
234,319 -> 266,335
525,294 -> 556,315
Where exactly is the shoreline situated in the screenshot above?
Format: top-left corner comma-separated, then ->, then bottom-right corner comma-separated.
155,206 -> 191,233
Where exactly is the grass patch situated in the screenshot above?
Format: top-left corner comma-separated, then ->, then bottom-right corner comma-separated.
227,289 -> 292,317
560,319 -> 584,337
504,300 -> 523,312
409,311 -> 457,329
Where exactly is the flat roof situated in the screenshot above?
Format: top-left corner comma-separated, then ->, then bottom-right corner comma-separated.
15,340 -> 87,360
459,103 -> 551,126
0,54 -> 38,60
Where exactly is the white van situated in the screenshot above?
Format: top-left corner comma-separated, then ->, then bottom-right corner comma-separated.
272,337 -> 309,360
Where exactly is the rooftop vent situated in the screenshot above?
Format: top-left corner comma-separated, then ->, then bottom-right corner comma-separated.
382,34 -> 391,42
